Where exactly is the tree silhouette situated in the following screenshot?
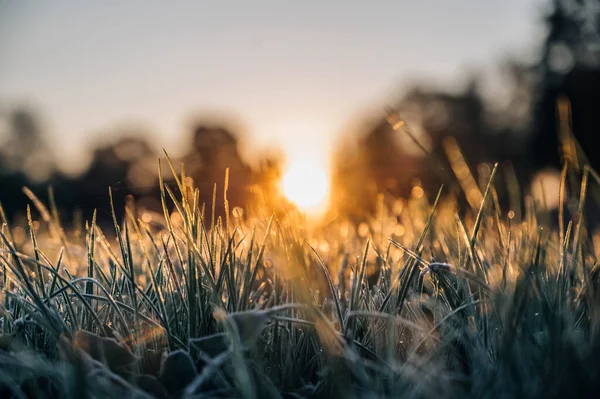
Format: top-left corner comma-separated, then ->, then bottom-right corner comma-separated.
1,107 -> 55,181
181,124 -> 253,217
532,0 -> 600,170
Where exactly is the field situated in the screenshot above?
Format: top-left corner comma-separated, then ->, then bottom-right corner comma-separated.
1,154 -> 600,399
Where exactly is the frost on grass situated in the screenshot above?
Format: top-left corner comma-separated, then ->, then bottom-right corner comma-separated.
1,160 -> 600,398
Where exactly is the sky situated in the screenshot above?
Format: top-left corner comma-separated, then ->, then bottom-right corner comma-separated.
0,0 -> 545,174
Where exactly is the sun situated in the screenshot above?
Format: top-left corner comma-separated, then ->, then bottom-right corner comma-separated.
282,160 -> 330,211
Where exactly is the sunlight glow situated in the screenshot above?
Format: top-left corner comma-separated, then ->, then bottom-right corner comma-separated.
283,160 -> 330,211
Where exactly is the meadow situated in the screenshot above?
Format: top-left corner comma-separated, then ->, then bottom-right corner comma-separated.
1,149 -> 599,398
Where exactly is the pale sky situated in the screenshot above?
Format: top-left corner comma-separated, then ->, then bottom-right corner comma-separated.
0,0 -> 545,174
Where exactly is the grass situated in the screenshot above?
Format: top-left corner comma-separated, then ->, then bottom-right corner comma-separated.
1,150 -> 600,398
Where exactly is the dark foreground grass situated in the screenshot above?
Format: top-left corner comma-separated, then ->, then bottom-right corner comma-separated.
1,155 -> 600,398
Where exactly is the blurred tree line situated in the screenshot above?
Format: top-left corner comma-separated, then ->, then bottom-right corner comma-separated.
332,0 -> 600,220
0,110 -> 284,228
1,0 -> 599,226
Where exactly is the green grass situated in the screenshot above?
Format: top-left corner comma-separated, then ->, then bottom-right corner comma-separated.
1,153 -> 600,398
